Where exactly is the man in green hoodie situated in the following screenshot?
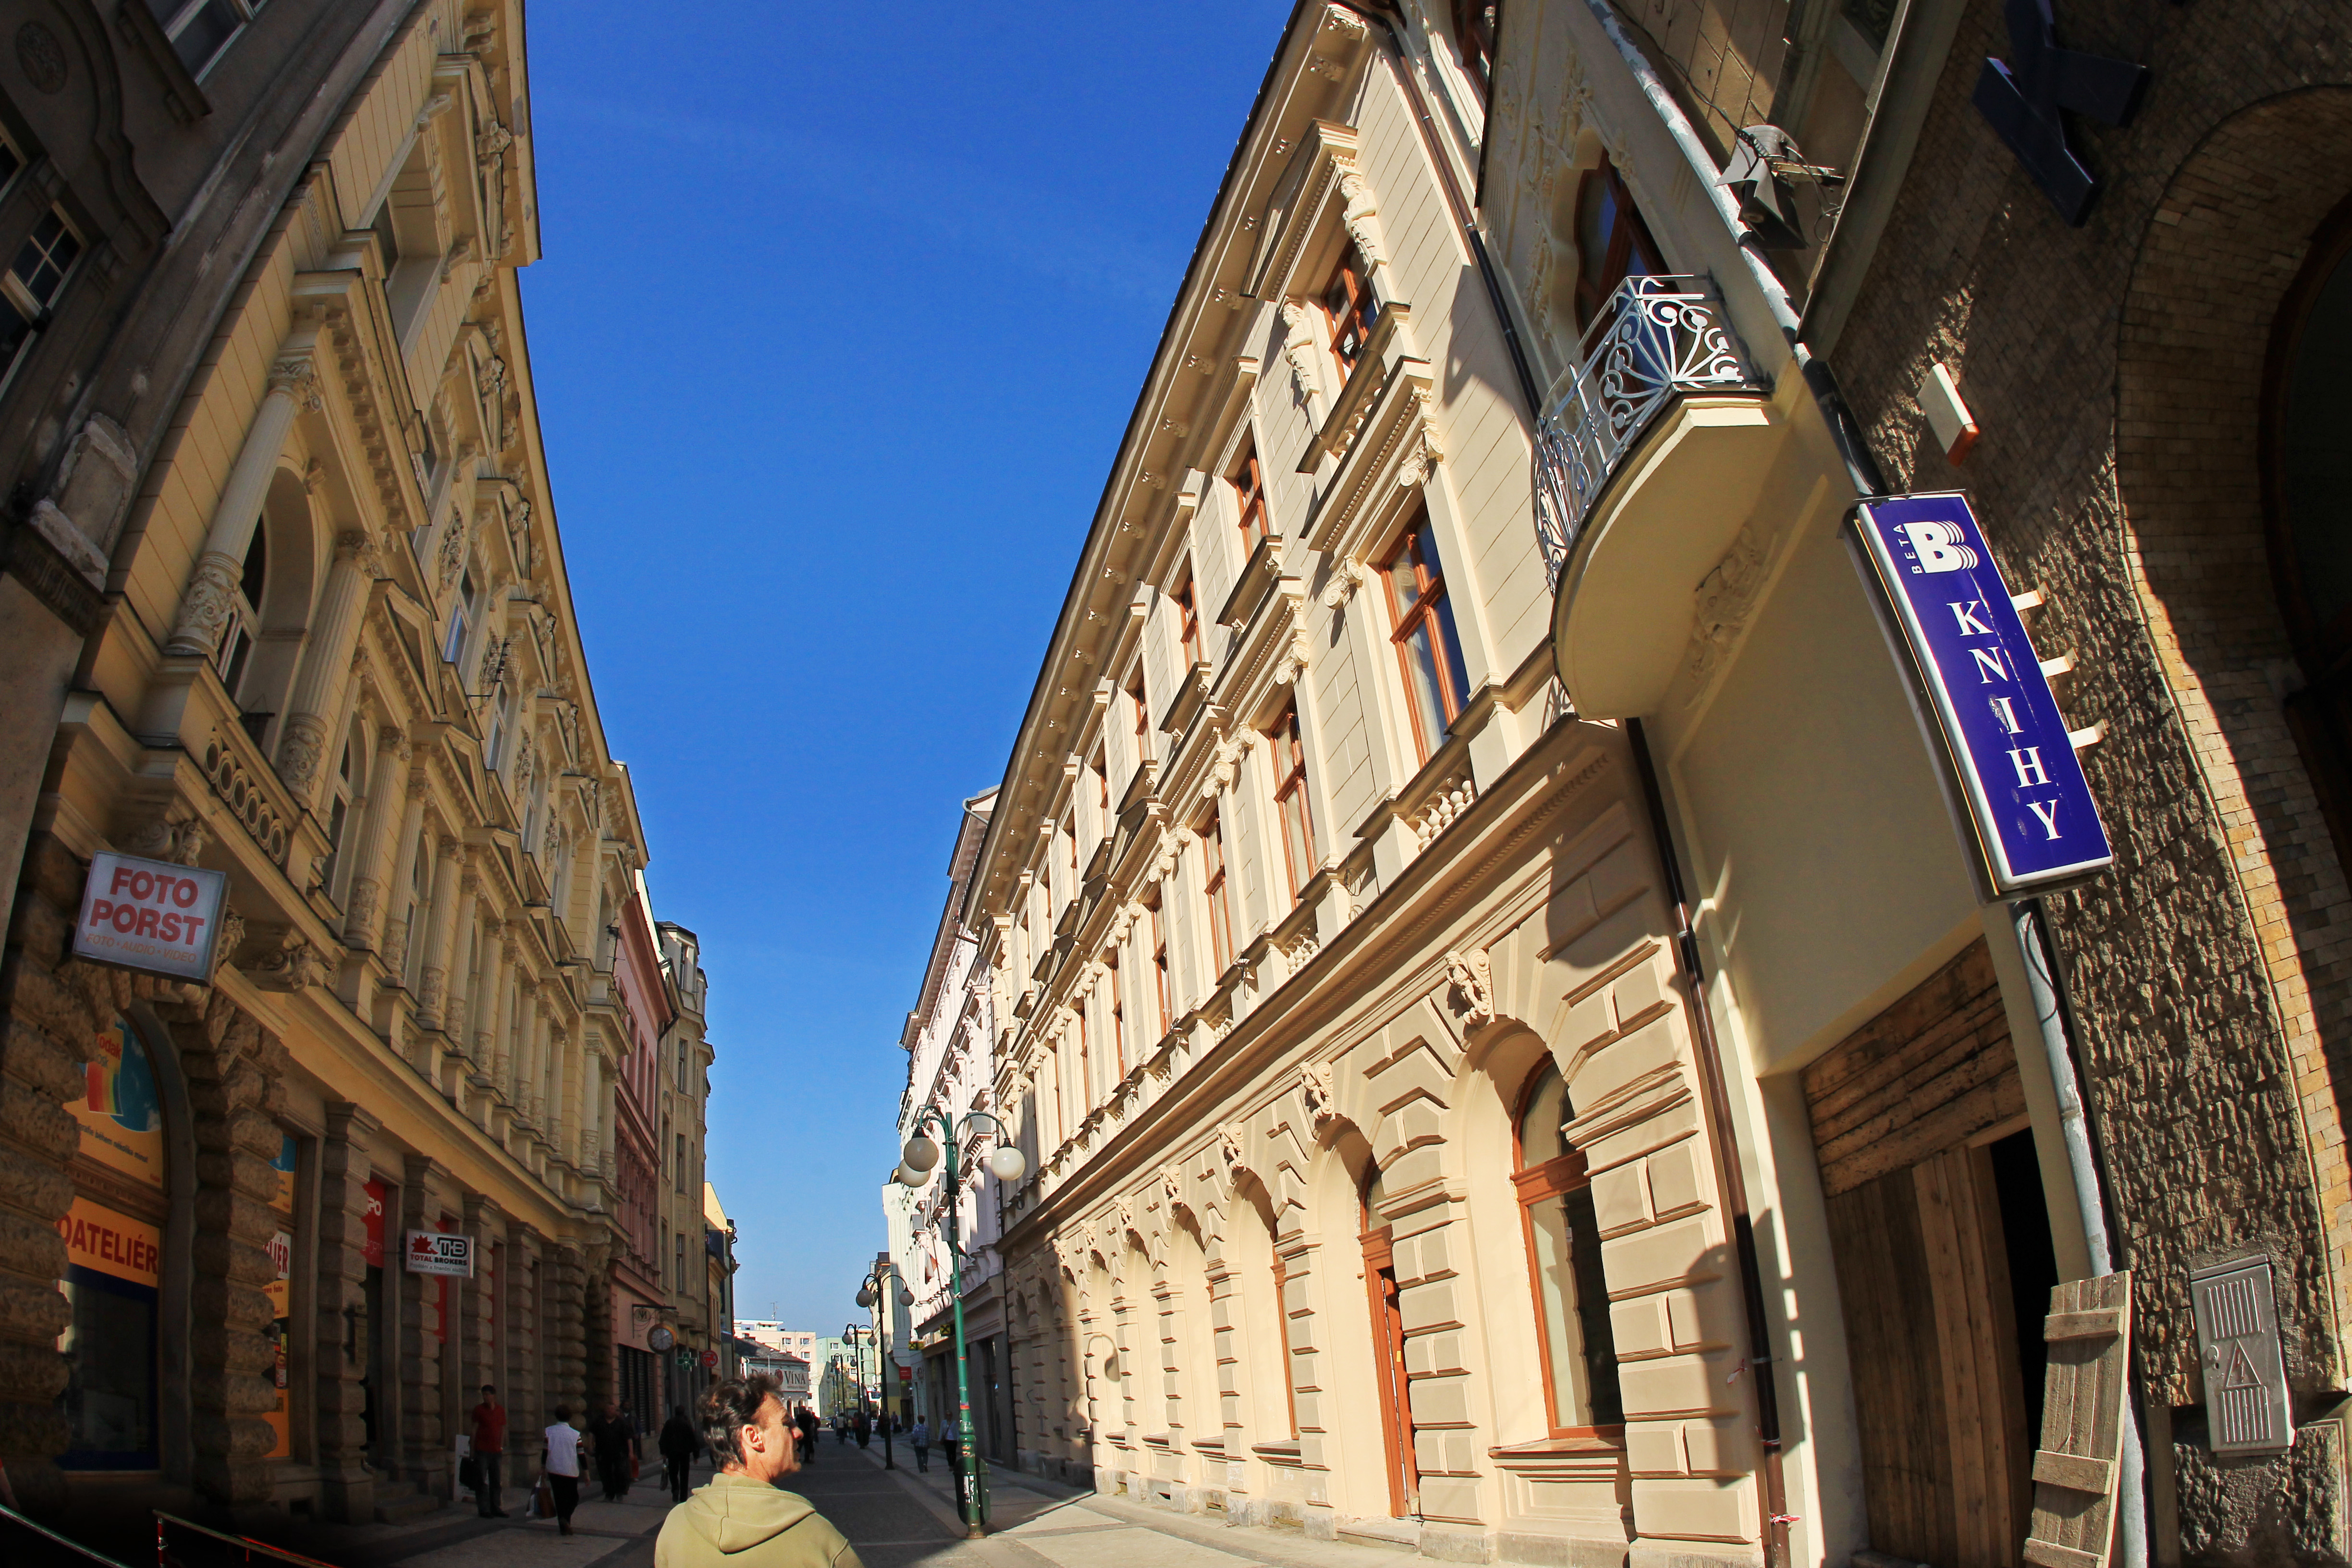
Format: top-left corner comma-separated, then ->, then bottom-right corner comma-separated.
655,1374 -> 862,1568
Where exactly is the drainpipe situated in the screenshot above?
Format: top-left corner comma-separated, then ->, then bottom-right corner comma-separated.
1325,7 -> 1794,1561
2011,899 -> 2149,1568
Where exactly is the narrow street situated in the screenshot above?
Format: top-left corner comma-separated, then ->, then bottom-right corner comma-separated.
16,1439 -> 1427,1568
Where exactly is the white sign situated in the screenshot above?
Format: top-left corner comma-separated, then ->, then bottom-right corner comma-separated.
73,852 -> 228,981
403,1230 -> 475,1277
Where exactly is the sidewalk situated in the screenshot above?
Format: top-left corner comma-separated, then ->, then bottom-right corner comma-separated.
841,1441 -> 1434,1568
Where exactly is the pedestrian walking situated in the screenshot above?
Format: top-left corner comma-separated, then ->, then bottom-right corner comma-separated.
795,1405 -> 818,1465
654,1373 -> 862,1568
909,1418 -> 930,1473
543,1404 -> 584,1536
469,1384 -> 509,1517
853,1410 -> 869,1449
593,1400 -> 637,1502
660,1405 -> 703,1503
833,1412 -> 847,1446
941,1417 -> 964,1514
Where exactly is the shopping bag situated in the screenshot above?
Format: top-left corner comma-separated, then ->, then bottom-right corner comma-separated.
630,1450 -> 640,1480
534,1480 -> 554,1519
459,1454 -> 480,1491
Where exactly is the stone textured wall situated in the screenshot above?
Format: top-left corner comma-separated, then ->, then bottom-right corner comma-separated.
1825,1 -> 2352,1556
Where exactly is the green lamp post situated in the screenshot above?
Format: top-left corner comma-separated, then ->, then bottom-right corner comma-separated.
895,1109 -> 1024,1538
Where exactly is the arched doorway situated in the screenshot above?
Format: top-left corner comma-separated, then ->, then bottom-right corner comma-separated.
57,1015 -> 173,1472
2266,191 -> 2352,872
1359,1163 -> 1417,1519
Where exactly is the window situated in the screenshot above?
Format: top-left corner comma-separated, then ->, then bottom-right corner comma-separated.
1128,667 -> 1152,761
146,0 -> 267,78
676,1132 -> 689,1194
321,736 -> 355,896
1322,245 -> 1381,375
214,523 -> 267,702
1176,573 -> 1202,669
0,206 -> 82,375
675,1233 -> 686,1293
1202,809 -> 1233,975
484,682 -> 511,771
1107,951 -> 1127,1078
1513,1063 -> 1622,1432
444,571 -> 477,665
1452,0 -> 1499,97
1232,441 -> 1268,551
1092,747 -> 1110,830
1074,1011 -> 1091,1114
1148,894 -> 1169,1041
403,832 -> 432,988
1270,706 -> 1316,900
1572,155 -> 1664,332
1382,515 -> 1472,762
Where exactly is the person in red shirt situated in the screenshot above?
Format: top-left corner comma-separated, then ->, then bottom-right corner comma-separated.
470,1384 -> 510,1517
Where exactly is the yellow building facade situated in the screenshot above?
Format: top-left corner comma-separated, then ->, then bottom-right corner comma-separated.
0,0 -> 695,1527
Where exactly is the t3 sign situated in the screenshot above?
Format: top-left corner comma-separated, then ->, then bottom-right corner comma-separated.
1853,492 -> 2112,896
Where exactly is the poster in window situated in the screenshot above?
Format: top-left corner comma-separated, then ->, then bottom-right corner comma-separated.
71,1019 -> 164,1189
55,1197 -> 159,1470
265,1132 -> 296,1460
363,1176 -> 386,1269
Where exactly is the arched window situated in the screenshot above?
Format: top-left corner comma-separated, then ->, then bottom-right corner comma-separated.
216,521 -> 267,705
2267,199 -> 2352,870
321,729 -> 358,900
1513,1062 -> 1622,1433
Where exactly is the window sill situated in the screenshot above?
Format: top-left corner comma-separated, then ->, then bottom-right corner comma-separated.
1488,1431 -> 1625,1459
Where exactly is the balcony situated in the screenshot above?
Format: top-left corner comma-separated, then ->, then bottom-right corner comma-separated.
1536,276 -> 1781,718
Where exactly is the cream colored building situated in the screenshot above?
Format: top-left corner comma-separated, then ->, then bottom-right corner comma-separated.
976,1 -> 2352,1566
0,0 -> 702,1527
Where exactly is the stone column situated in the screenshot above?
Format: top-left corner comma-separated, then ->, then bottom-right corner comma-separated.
153,990 -> 287,1507
460,1197 -> 503,1398
415,837 -> 463,1031
275,530 -> 381,803
443,868 -> 481,1063
379,777 -> 429,978
316,1102 -> 380,1523
506,1227 -> 542,1484
512,982 -> 540,1125
548,1246 -> 589,1426
343,729 -> 410,949
162,345 -> 322,658
490,942 -> 520,1085
399,1156 -> 448,1495
470,923 -> 506,1086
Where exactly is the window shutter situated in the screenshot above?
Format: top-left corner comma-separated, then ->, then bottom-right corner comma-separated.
1107,677 -> 1137,806
1192,478 -> 1237,641
1143,585 -> 1178,734
2023,1270 -> 2133,1568
1167,843 -> 1200,1018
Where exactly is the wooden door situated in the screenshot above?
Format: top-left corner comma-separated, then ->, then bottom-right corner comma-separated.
1805,939 -> 2045,1568
1361,1225 -> 1418,1517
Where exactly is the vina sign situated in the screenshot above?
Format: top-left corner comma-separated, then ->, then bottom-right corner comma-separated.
1853,493 -> 2111,896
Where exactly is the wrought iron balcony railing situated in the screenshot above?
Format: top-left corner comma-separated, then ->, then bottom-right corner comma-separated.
1532,275 -> 1763,585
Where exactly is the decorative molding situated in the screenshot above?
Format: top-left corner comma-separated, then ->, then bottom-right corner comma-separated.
1444,946 -> 1495,1029
1683,522 -> 1776,701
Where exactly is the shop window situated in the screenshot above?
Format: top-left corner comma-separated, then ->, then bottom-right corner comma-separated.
1512,1062 -> 1622,1433
1572,155 -> 1665,333
1322,244 -> 1381,376
1270,705 -> 1316,900
60,1018 -> 169,1470
265,1131 -> 300,1461
1381,514 -> 1472,762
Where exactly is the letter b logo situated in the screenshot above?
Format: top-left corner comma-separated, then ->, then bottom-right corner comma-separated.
1900,521 -> 1980,573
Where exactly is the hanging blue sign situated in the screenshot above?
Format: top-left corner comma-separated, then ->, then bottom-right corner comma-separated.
1852,492 -> 2112,895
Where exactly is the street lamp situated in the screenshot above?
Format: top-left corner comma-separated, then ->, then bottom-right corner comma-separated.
897,1108 -> 1025,1537
855,1260 -> 914,1470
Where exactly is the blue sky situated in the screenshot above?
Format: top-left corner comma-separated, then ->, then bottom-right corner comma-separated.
523,1 -> 1293,1332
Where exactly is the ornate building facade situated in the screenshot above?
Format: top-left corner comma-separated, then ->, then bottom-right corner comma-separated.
0,0 -> 710,1528
944,1 -> 2352,1566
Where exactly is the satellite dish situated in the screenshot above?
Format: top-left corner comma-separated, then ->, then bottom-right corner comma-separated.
648,1324 -> 675,1352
